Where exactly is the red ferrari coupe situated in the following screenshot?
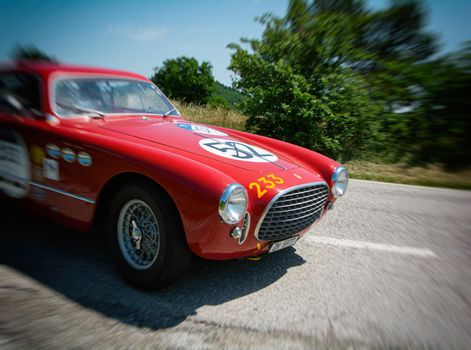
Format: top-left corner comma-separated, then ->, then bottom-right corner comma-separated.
0,61 -> 348,289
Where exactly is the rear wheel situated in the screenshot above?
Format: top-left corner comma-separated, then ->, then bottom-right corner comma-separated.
107,182 -> 191,289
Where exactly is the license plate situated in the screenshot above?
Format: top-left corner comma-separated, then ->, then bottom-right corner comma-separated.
268,236 -> 299,253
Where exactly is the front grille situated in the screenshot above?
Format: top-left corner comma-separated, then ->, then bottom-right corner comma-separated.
256,183 -> 329,241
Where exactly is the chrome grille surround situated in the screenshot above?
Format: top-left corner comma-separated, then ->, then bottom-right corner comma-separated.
255,182 -> 329,241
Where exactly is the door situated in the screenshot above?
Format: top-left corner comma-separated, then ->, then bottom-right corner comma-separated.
0,70 -> 95,230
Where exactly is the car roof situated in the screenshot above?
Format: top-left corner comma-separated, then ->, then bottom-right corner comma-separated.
0,60 -> 149,81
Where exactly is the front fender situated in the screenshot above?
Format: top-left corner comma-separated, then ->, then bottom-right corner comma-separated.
220,128 -> 340,181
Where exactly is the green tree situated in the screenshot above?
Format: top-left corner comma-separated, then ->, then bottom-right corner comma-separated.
10,45 -> 57,62
228,0 -> 452,164
358,1 -> 438,162
416,43 -> 471,168
229,0 -> 380,161
151,56 -> 215,105
362,0 -> 437,64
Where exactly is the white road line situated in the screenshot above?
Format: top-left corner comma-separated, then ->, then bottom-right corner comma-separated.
350,178 -> 464,192
305,236 -> 437,258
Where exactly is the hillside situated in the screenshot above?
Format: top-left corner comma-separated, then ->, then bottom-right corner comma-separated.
214,81 -> 246,107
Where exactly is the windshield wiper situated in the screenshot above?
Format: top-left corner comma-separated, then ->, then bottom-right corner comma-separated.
163,107 -> 178,117
56,102 -> 106,118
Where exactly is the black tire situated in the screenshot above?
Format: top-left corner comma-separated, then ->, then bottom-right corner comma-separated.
107,182 -> 191,290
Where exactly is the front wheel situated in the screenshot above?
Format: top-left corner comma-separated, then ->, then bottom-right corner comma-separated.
107,183 -> 191,289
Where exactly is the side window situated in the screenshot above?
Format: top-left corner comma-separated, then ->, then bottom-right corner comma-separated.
0,72 -> 41,115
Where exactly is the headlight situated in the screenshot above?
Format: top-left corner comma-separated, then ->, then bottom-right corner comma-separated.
331,166 -> 349,198
219,183 -> 248,224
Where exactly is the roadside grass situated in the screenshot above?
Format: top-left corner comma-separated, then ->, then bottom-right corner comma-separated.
346,161 -> 471,190
172,100 -> 470,190
173,100 -> 247,131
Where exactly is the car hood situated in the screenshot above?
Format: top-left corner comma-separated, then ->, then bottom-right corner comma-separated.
99,118 -> 300,172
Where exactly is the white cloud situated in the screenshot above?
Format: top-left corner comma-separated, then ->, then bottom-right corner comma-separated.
104,23 -> 167,42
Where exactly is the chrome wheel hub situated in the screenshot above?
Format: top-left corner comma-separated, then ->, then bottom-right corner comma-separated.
131,220 -> 142,250
117,199 -> 160,270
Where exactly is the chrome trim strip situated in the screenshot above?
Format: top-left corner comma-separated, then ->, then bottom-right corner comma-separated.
239,212 -> 250,245
0,171 -> 96,204
254,181 -> 328,241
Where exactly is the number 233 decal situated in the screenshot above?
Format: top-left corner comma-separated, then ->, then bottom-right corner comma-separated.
249,174 -> 284,198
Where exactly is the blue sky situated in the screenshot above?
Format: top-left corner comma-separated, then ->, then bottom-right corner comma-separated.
1,0 -> 470,86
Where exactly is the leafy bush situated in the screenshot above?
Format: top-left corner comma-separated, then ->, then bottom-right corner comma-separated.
207,94 -> 230,109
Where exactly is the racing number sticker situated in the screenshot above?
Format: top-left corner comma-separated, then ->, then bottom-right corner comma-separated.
0,130 -> 31,199
249,174 -> 284,198
199,138 -> 278,163
177,123 -> 228,136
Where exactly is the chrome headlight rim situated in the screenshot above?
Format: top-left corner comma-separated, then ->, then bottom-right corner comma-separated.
218,183 -> 248,224
331,166 -> 349,198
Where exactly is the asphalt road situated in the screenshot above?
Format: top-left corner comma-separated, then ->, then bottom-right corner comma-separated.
1,180 -> 470,349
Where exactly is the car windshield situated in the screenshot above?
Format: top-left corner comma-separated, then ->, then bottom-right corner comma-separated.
53,77 -> 179,117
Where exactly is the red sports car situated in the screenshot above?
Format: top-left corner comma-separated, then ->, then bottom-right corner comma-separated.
0,62 -> 348,289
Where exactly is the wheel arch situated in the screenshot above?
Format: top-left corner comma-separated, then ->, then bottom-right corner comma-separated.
92,172 -> 183,236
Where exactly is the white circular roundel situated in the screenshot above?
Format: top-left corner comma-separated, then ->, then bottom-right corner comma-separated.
199,138 -> 278,163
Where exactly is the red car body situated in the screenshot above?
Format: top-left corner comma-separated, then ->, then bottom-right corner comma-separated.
0,62 -> 344,262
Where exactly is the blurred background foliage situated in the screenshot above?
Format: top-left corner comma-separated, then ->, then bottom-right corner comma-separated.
11,44 -> 57,63
10,0 -> 470,172
229,0 -> 470,168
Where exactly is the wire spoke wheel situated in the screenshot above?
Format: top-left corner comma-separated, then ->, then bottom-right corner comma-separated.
108,183 -> 191,289
117,199 -> 160,270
